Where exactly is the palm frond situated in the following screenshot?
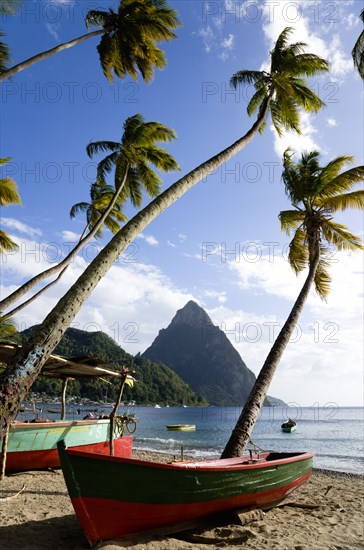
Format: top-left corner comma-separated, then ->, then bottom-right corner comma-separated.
279,209 -> 304,235
247,87 -> 268,117
85,9 -> 110,29
97,152 -> 120,181
89,0 -> 180,83
0,32 -> 11,72
0,313 -> 17,338
279,148 -> 363,300
0,0 -> 21,15
230,70 -> 265,88
314,262 -> 331,299
322,190 -> 364,212
86,140 -> 120,158
0,176 -> 22,205
0,229 -> 18,253
287,228 -> 309,273
352,9 -> 364,78
321,220 -> 363,251
317,165 -> 364,199
70,202 -> 89,219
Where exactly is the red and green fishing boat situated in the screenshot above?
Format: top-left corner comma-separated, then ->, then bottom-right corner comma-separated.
58,442 -> 314,546
6,420 -> 133,471
0,343 -> 135,472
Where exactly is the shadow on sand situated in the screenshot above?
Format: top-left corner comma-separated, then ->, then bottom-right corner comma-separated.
0,514 -> 87,550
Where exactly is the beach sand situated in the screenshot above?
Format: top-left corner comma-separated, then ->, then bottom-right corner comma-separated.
0,450 -> 363,550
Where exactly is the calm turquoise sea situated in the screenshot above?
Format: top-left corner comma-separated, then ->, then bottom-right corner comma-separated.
20,404 -> 364,475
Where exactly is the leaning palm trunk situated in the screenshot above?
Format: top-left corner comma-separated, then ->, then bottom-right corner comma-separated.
221,246 -> 320,458
0,29 -> 105,82
0,100 -> 271,442
0,168 -> 129,315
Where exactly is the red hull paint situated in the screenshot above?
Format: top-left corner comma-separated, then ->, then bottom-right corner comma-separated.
6,437 -> 133,472
72,472 -> 311,544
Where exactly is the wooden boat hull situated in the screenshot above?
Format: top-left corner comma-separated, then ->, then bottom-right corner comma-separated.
166,424 -> 196,431
58,444 -> 314,546
6,420 -> 132,472
282,426 -> 297,433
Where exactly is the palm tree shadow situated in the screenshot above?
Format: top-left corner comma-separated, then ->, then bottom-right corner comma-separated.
0,514 -> 87,549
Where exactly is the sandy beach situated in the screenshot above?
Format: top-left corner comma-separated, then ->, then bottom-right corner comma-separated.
0,450 -> 363,550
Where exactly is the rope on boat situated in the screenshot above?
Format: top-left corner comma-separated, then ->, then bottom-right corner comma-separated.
240,430 -> 267,454
113,415 -> 137,437
248,437 -> 267,453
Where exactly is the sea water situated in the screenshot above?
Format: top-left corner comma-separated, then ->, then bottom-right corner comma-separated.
129,405 -> 364,475
18,404 -> 364,474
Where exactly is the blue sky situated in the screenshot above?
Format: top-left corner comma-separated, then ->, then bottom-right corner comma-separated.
1,0 -> 363,406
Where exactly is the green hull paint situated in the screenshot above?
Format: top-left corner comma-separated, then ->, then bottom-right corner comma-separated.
8,420 -> 112,453
60,449 -> 313,505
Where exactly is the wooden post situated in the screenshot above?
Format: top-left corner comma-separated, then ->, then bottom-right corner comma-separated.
0,424 -> 9,481
109,372 -> 127,456
61,378 -> 68,420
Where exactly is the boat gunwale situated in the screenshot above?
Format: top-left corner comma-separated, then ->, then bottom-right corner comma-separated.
10,419 -> 111,430
65,448 -> 315,472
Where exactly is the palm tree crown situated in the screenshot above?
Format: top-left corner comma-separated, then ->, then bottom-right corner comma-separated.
70,181 -> 127,239
86,0 -> 180,83
280,149 -> 364,298
0,0 -> 180,83
0,157 -> 22,253
352,9 -> 364,79
86,113 -> 180,209
230,27 -> 330,135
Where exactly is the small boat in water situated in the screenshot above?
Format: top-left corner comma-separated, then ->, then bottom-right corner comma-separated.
281,419 -> 297,433
166,424 -> 196,431
58,442 -> 314,546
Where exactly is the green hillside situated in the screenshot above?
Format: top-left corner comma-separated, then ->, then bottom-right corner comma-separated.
17,327 -> 207,406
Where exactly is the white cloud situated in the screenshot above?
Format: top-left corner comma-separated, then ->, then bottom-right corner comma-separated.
61,230 -> 81,242
197,25 -> 214,53
206,247 -> 363,405
326,117 -> 338,127
271,111 -> 321,159
219,33 -> 235,60
167,240 -> 176,248
197,11 -> 235,60
202,290 -> 227,304
343,12 -> 360,30
1,218 -> 42,237
3,252 -> 195,355
138,233 -> 159,246
328,35 -> 354,78
45,23 -> 60,41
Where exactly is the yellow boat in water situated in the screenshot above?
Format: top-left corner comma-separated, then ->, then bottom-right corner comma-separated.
166,424 -> 196,431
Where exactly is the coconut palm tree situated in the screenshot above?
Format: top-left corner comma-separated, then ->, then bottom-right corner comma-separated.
0,27 -> 330,440
221,150 -> 364,458
0,29 -> 329,317
70,181 -> 127,240
1,115 -> 179,317
352,9 -> 364,79
0,157 -> 21,253
0,0 -> 180,82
